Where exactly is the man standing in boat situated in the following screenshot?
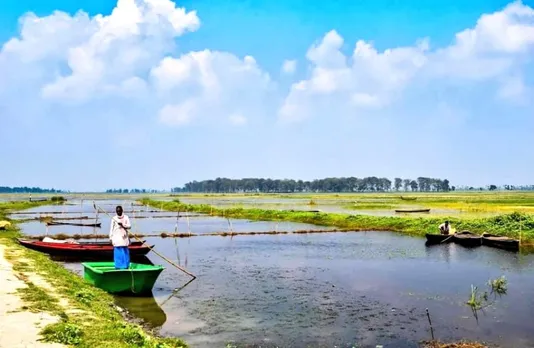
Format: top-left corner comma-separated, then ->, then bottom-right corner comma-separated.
439,220 -> 451,235
109,205 -> 131,269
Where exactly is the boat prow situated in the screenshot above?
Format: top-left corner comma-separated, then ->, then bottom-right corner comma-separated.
481,233 -> 519,252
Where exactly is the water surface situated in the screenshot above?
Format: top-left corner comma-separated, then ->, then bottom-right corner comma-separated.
57,231 -> 534,348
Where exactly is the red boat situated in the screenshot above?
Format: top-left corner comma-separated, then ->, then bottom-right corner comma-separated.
17,239 -> 153,260
35,237 -> 145,247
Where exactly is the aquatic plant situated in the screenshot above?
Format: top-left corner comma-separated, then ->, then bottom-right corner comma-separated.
466,276 -> 508,321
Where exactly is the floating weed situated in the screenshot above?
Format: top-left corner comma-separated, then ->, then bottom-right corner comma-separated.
488,276 -> 507,296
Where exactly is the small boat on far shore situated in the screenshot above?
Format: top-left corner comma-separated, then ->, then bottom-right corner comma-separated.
453,231 -> 482,247
395,208 -> 430,213
46,221 -> 101,228
400,196 -> 417,201
481,233 -> 519,252
38,216 -> 90,221
425,233 -> 454,245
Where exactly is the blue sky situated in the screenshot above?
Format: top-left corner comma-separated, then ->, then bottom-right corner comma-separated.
1,0 -> 533,191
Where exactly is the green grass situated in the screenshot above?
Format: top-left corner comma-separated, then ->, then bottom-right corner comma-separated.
16,280 -> 64,315
0,201 -> 188,348
139,198 -> 534,243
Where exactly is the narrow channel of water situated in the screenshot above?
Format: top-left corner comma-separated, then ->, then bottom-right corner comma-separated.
14,203 -> 534,348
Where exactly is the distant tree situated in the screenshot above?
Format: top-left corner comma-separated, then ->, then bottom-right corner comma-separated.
410,180 -> 418,192
441,179 -> 450,192
394,178 -> 402,191
488,185 -> 497,191
403,179 -> 411,191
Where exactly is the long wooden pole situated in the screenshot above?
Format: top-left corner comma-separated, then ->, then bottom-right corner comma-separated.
94,202 -> 196,280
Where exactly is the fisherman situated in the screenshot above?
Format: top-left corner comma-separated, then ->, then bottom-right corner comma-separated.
439,220 -> 450,235
109,205 -> 131,269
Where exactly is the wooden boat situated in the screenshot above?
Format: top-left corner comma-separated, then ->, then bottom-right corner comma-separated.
17,239 -> 152,259
481,233 -> 519,252
38,216 -> 90,221
453,231 -> 482,247
425,233 -> 453,245
82,262 -> 164,295
46,221 -> 101,228
38,237 -> 145,247
395,208 -> 430,213
400,196 -> 417,201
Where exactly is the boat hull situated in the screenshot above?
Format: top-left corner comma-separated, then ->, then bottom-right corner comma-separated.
82,262 -> 164,295
453,232 -> 482,247
395,209 -> 430,213
46,221 -> 101,228
481,233 -> 519,252
37,238 -> 145,247
425,233 -> 453,245
17,239 -> 152,259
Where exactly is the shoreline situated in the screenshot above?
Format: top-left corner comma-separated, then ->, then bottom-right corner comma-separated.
0,201 -> 188,348
139,198 -> 534,245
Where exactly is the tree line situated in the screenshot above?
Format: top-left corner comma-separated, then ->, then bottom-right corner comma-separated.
171,177 -> 452,193
0,186 -> 63,193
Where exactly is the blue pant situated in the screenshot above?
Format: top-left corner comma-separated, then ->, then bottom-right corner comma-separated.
113,246 -> 130,269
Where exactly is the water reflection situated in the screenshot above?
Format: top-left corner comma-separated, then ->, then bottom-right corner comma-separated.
115,295 -> 167,328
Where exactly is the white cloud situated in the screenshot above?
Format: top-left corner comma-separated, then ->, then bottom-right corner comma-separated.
278,0 -> 534,124
281,59 -> 297,74
159,100 -> 196,126
1,0 -> 534,134
0,0 -> 272,128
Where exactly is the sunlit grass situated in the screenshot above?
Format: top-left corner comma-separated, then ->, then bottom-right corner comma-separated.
139,198 -> 534,243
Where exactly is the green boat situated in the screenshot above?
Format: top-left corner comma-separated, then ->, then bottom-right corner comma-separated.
82,262 -> 164,295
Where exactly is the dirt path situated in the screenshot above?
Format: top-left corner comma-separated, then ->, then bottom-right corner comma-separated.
0,244 -> 64,348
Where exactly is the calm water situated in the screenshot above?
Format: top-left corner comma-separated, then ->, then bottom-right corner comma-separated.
15,203 -> 337,237
58,233 -> 534,348
13,203 -> 534,347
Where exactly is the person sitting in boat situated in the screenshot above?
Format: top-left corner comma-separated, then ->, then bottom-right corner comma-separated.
109,205 -> 131,269
439,221 -> 451,235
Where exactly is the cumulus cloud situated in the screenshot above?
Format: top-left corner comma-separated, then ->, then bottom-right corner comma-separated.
1,0 -> 533,132
278,0 -> 534,123
0,0 -> 273,128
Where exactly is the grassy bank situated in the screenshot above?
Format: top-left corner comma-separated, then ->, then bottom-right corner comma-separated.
0,201 -> 187,348
139,198 -> 534,243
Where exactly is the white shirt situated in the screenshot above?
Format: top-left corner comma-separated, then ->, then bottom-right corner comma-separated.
439,223 -> 450,233
109,214 -> 131,247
